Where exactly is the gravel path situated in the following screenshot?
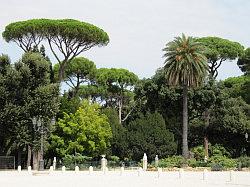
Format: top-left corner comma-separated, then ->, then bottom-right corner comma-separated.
0,170 -> 249,187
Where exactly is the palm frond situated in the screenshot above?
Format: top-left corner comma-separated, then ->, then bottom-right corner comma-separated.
163,34 -> 208,87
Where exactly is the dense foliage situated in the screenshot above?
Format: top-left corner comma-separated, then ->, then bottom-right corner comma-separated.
0,22 -> 249,170
126,112 -> 177,161
0,53 -> 59,168
49,100 -> 112,158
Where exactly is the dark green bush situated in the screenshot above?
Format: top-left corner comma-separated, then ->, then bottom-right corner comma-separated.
126,112 -> 177,161
237,157 -> 250,168
210,144 -> 231,157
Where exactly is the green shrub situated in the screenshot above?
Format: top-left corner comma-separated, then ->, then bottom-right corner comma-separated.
158,156 -> 185,168
191,146 -> 205,161
62,153 -> 92,169
191,144 -> 231,161
208,155 -> 236,169
237,157 -> 250,168
187,159 -> 209,167
108,156 -> 120,168
210,144 -> 231,157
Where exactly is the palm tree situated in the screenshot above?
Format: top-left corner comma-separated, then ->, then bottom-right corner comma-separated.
163,34 -> 208,159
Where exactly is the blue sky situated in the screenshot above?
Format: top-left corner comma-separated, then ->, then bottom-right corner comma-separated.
0,0 -> 249,80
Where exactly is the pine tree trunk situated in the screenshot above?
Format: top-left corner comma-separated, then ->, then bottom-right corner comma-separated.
204,136 -> 209,158
182,85 -> 189,159
32,150 -> 38,170
17,148 -> 21,166
27,145 -> 31,168
118,98 -> 122,124
58,63 -> 65,82
204,108 -> 210,158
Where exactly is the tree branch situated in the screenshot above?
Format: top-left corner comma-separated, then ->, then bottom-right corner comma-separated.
47,38 -> 61,64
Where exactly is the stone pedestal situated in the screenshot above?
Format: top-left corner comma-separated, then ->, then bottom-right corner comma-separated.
62,166 -> 66,173
89,166 -> 93,175
75,166 -> 79,173
18,165 -> 21,173
49,166 -> 53,172
120,167 -> 124,176
28,166 -> 32,175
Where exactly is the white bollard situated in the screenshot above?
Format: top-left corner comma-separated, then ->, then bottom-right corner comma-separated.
28,166 -> 32,175
49,166 -> 53,172
203,169 -> 207,180
120,166 -> 124,176
157,167 -> 162,178
17,165 -> 21,173
75,166 -> 79,173
179,168 -> 184,179
137,167 -> 143,177
143,153 -> 147,171
62,166 -> 66,173
101,155 -> 106,172
155,155 -> 159,168
229,170 -> 235,182
53,157 -> 56,170
89,166 -> 93,175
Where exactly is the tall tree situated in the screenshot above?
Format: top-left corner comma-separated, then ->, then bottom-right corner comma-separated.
163,34 -> 208,159
197,37 -> 244,79
54,57 -> 96,96
2,19 -> 109,80
0,52 -> 59,169
95,68 -> 139,124
197,37 -> 244,158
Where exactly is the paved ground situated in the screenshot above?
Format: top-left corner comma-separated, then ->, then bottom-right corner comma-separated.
0,170 -> 249,187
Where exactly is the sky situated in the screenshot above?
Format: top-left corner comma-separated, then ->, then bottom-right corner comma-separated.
0,0 -> 250,80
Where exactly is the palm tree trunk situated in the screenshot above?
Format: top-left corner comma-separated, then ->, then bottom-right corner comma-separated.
182,85 -> 189,159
